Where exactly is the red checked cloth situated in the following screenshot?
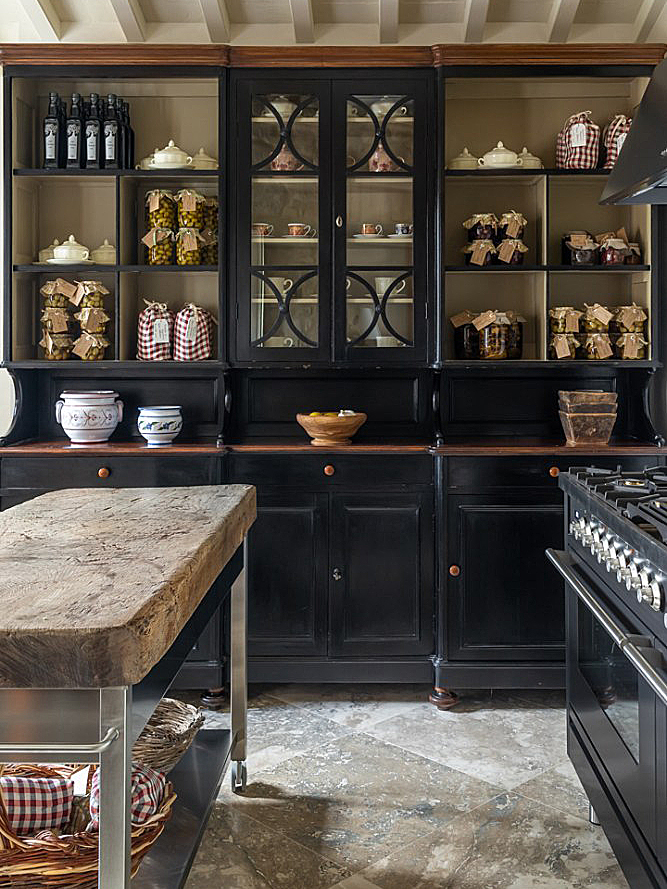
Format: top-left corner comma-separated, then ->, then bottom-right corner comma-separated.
173,303 -> 216,361
602,114 -> 632,169
0,775 -> 74,835
137,299 -> 174,361
556,111 -> 600,169
88,762 -> 166,830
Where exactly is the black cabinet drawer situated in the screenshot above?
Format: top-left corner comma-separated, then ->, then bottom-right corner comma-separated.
447,455 -> 662,490
229,454 -> 432,488
1,456 -> 219,490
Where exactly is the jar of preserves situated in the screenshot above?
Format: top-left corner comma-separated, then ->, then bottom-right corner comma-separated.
42,292 -> 69,309
175,189 -> 205,229
463,213 -> 498,243
202,230 -> 218,265
462,239 -> 496,266
582,303 -> 613,333
611,303 -> 647,335
40,306 -> 70,334
142,228 -> 175,265
582,333 -> 613,359
450,310 -> 479,360
498,210 -> 527,241
203,196 -> 218,233
74,305 -> 110,334
474,311 -> 512,359
549,333 -> 579,359
599,237 -> 629,265
40,278 -> 77,307
549,306 -> 582,334
176,227 -> 205,265
563,232 -> 599,266
72,332 -> 109,361
615,333 -> 647,360
625,243 -> 642,265
505,311 -> 525,359
145,190 -> 176,230
40,332 -> 73,360
497,239 -> 528,266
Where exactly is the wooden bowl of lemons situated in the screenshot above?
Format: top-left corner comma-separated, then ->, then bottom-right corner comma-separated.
296,410 -> 367,446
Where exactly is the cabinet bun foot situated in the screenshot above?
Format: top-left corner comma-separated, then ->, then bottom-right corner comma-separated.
201,687 -> 226,710
429,686 -> 459,710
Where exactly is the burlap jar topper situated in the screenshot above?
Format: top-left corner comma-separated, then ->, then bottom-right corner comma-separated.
463,213 -> 498,231
72,332 -> 109,361
68,280 -> 110,308
470,310 -> 526,330
498,211 -> 527,239
550,306 -> 583,333
39,332 -> 73,360
497,239 -> 528,264
40,278 -> 77,307
74,305 -> 111,334
583,303 -> 614,331
462,240 -> 496,266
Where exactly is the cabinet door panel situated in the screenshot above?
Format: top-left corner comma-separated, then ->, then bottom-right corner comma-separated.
330,492 -> 434,657
248,492 -> 328,657
447,495 -> 564,661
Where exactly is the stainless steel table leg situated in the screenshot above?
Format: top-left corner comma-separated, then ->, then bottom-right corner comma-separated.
99,687 -> 132,888
589,803 -> 601,825
230,539 -> 248,793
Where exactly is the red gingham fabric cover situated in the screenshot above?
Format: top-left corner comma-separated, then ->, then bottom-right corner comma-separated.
1,776 -> 73,836
556,111 -> 600,169
136,300 -> 174,361
602,115 -> 632,169
88,762 -> 166,830
173,303 -> 215,361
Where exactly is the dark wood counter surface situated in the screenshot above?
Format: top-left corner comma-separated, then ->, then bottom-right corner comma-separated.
0,440 -> 224,455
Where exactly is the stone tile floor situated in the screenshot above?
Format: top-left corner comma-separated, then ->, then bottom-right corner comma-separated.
183,685 -> 629,889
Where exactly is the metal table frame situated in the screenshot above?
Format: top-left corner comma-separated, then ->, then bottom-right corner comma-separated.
0,540 -> 248,889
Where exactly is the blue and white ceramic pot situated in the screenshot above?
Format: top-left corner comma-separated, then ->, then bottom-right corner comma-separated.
137,405 -> 183,447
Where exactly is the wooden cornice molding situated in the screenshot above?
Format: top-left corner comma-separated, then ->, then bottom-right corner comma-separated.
0,43 -> 230,66
432,43 -> 667,66
0,41 -> 664,69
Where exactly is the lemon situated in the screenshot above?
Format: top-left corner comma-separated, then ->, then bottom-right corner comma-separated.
309,411 -> 323,416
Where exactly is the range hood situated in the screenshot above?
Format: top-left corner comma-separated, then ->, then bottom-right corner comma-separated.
601,57 -> 667,205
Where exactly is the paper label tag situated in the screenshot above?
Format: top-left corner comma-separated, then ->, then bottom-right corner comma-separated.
498,241 -> 515,264
56,278 -> 77,299
506,218 -> 521,238
569,233 -> 589,248
450,311 -> 472,328
182,191 -> 196,212
594,335 -> 613,359
617,132 -> 628,152
554,335 -> 571,359
149,192 -> 160,213
624,335 -> 639,359
181,230 -> 197,252
472,310 -> 496,331
70,284 -> 85,307
592,305 -> 613,325
153,318 -> 170,344
185,315 -> 199,342
570,122 -> 587,148
470,242 -> 491,266
565,311 -> 581,333
72,334 -> 93,359
50,308 -> 68,333
616,226 -> 629,245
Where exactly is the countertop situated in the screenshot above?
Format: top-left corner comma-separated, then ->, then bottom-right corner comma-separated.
0,485 -> 256,688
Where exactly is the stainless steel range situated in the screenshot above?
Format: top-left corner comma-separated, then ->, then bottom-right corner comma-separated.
548,465 -> 667,889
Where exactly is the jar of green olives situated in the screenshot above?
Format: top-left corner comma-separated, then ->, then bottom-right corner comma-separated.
201,230 -> 218,265
72,332 -> 109,361
203,196 -> 218,233
40,332 -> 73,360
615,333 -> 647,360
40,278 -> 76,307
175,189 -> 205,229
142,228 -> 175,265
40,306 -> 70,334
582,303 -> 613,333
549,306 -> 582,334
176,228 -> 205,265
75,305 -> 110,334
549,333 -> 579,359
145,190 -> 176,230
582,333 -> 613,359
42,293 -> 69,309
611,303 -> 647,335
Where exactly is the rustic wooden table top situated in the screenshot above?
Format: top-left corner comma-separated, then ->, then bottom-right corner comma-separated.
0,485 -> 256,688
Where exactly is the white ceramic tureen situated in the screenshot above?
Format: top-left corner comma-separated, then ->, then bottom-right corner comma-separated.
448,147 -> 479,170
478,141 -> 523,168
38,239 -> 60,263
89,238 -> 116,264
517,147 -> 543,169
149,140 -> 192,169
190,148 -> 218,170
55,391 -> 123,444
52,235 -> 89,263
371,96 -> 409,117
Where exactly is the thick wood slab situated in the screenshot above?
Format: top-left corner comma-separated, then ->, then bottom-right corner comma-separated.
0,486 -> 255,688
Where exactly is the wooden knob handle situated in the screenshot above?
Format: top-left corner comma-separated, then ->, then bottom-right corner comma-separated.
324,465 -> 335,476
449,565 -> 460,577
98,467 -> 110,479
549,466 -> 560,478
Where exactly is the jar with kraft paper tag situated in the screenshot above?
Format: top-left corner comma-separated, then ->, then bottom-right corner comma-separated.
145,190 -> 176,229
143,228 -> 175,265
463,240 -> 496,266
615,333 -> 647,360
549,334 -> 579,360
582,333 -> 614,359
176,228 -> 205,265
582,303 -> 613,333
175,189 -> 205,229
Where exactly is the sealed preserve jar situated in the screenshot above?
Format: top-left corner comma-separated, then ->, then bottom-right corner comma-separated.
40,332 -> 73,360
615,333 -> 647,360
175,189 -> 205,229
476,311 -> 512,359
145,190 -> 176,230
40,278 -> 76,308
176,228 -> 205,265
203,196 -> 218,233
201,230 -> 218,265
143,228 -> 175,265
563,231 -> 599,266
549,333 -> 579,359
463,213 -> 498,243
611,303 -> 647,335
40,306 -> 70,334
582,333 -> 613,359
582,303 -> 613,333
549,306 -> 582,334
462,240 -> 496,266
625,243 -> 642,265
497,239 -> 528,266
72,332 -> 109,361
75,305 -> 110,334
498,211 -> 527,241
505,311 -> 524,359
450,310 -> 479,360
600,237 -> 629,266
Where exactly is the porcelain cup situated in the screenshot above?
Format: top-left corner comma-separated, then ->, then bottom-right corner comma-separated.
361,223 -> 383,236
288,223 -> 312,237
374,277 -> 406,297
253,223 -> 273,237
394,223 -> 412,235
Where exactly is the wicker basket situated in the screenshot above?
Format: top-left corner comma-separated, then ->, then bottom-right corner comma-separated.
133,698 -> 205,774
0,763 -> 175,889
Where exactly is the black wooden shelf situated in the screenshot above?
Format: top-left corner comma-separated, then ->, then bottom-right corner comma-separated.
1,360 -> 225,370
445,168 -> 610,177
444,359 -> 660,369
13,168 -> 220,179
445,265 -> 548,272
14,264 -> 218,273
549,265 -> 650,272
444,264 -> 649,273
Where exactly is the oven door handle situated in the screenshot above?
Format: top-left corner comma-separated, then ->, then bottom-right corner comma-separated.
547,548 -> 667,708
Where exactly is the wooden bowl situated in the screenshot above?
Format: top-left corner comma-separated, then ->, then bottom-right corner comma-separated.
296,412 -> 367,446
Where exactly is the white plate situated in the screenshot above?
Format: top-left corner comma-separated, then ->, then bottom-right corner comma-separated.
148,161 -> 190,170
387,234 -> 412,239
353,234 -> 384,239
47,257 -> 94,265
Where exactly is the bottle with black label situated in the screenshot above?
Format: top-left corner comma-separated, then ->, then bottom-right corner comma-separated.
66,93 -> 84,168
103,93 -> 119,169
43,92 -> 61,168
85,93 -> 101,168
114,96 -> 127,169
123,100 -> 135,169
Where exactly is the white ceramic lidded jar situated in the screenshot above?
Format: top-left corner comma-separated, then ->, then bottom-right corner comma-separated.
190,148 -> 218,170
478,142 -> 522,168
137,406 -> 183,446
89,238 -> 116,264
55,391 -> 123,444
150,140 -> 193,169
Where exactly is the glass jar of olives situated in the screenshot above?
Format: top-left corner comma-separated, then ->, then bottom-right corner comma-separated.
550,306 -> 582,334
145,190 -> 176,230
142,228 -> 175,265
75,305 -> 110,334
463,213 -> 498,243
201,230 -> 218,265
582,333 -> 613,359
611,303 -> 647,335
615,333 -> 647,360
462,240 -> 496,266
582,303 -> 613,333
175,189 -> 205,229
40,306 -> 70,334
176,228 -> 205,265
549,333 -> 579,359
40,332 -> 73,360
42,293 -> 69,309
40,278 -> 76,307
72,332 -> 109,361
203,196 -> 218,233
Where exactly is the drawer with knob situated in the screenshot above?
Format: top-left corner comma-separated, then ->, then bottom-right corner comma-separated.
1,456 -> 218,491
229,454 -> 432,489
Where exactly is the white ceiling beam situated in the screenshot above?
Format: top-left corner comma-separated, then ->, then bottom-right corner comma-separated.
289,0 -> 314,43
463,0 -> 489,43
198,0 -> 230,43
108,0 -> 146,42
547,0 -> 581,43
18,0 -> 61,41
379,0 -> 399,44
635,0 -> 667,42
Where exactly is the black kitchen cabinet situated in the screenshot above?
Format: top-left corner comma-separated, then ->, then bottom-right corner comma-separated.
446,493 -> 564,662
330,492 -> 434,657
248,492 -> 328,657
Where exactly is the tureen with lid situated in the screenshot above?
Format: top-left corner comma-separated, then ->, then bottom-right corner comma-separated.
517,147 -> 543,169
478,141 -> 523,168
190,148 -> 218,170
149,140 -> 193,169
52,235 -> 90,263
38,238 -> 60,263
448,147 -> 479,170
89,239 -> 116,264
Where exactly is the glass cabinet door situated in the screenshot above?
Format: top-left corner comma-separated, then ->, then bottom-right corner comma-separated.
236,80 -> 331,361
333,79 -> 430,361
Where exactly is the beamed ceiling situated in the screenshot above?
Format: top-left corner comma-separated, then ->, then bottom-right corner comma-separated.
2,0 -> 667,45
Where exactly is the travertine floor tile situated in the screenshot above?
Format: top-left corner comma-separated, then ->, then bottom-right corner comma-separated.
515,760 -> 589,820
